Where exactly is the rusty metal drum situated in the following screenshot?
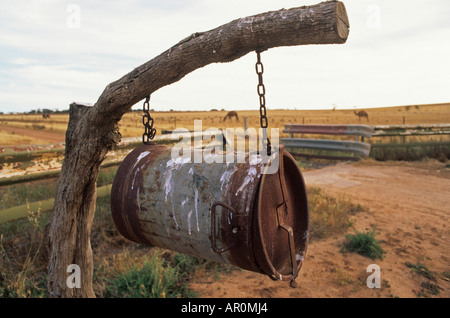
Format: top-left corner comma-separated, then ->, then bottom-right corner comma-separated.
111,143 -> 308,286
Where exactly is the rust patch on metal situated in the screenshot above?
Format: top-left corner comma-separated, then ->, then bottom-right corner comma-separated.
111,143 -> 308,286
111,144 -> 166,245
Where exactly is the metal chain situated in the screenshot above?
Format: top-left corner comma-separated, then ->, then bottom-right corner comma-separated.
255,51 -> 271,155
142,95 -> 156,144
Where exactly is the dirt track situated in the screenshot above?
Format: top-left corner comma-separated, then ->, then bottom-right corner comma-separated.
189,161 -> 450,298
0,125 -> 65,144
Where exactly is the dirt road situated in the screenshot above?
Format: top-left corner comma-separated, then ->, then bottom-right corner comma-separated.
0,125 -> 65,144
189,161 -> 450,298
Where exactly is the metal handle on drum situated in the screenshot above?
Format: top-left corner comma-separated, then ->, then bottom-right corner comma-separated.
278,221 -> 299,288
265,202 -> 299,288
211,201 -> 239,253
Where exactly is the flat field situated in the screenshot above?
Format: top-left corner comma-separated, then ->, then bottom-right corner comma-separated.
1,102 -> 449,145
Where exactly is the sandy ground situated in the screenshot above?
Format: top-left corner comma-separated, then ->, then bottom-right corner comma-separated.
1,123 -> 448,297
189,161 -> 450,298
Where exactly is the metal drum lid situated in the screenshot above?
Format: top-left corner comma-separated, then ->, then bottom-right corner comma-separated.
253,147 -> 309,287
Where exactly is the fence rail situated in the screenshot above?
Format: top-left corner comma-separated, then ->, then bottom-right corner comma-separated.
0,184 -> 112,224
372,123 -> 450,137
281,138 -> 372,157
283,124 -> 374,139
282,123 -> 450,160
282,124 -> 373,159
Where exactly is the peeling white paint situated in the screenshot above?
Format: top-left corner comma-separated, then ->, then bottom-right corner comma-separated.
134,151 -> 151,169
163,156 -> 195,234
137,186 -> 141,213
163,168 -> 180,230
220,165 -> 238,191
181,193 -> 190,235
296,253 -> 304,262
131,151 -> 151,191
236,166 -> 258,195
166,156 -> 191,169
171,199 -> 180,231
131,167 -> 140,190
243,187 -> 250,214
249,155 -> 262,166
194,188 -> 199,232
187,210 -> 193,235
164,170 -> 173,203
164,156 -> 191,207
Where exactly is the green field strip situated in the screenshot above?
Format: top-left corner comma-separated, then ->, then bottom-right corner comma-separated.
0,184 -> 112,224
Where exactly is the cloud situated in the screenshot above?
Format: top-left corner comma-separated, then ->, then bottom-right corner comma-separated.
0,0 -> 449,113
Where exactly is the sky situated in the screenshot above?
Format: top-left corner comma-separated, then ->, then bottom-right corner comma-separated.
0,0 -> 449,113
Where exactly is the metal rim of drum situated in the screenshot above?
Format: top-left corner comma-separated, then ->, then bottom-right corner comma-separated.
253,148 -> 309,284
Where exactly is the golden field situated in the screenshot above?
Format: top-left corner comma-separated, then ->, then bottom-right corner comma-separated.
0,102 -> 449,146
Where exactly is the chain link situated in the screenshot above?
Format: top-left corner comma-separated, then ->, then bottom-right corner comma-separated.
142,95 -> 156,144
255,51 -> 271,155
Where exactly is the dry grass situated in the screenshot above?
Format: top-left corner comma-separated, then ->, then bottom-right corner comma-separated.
118,103 -> 450,138
1,103 -> 449,140
307,186 -> 365,241
0,114 -> 68,134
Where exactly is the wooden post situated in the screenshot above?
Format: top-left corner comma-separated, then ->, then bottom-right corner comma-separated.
45,1 -> 350,298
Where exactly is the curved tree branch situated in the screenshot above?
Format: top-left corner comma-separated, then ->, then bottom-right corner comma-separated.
46,0 -> 349,298
100,0 -> 349,118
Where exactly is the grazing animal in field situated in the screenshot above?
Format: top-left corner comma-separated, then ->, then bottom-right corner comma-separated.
43,113 -> 51,119
354,110 -> 369,123
223,111 -> 239,122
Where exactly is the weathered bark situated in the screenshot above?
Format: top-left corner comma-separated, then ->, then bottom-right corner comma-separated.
46,0 -> 349,297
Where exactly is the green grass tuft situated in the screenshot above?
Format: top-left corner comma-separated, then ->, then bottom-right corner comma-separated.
405,262 -> 435,281
105,252 -> 194,298
340,228 -> 385,260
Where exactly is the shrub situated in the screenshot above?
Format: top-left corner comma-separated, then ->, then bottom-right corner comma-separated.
340,228 -> 384,260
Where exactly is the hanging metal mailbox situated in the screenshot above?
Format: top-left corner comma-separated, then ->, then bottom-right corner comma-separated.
111,143 -> 309,287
